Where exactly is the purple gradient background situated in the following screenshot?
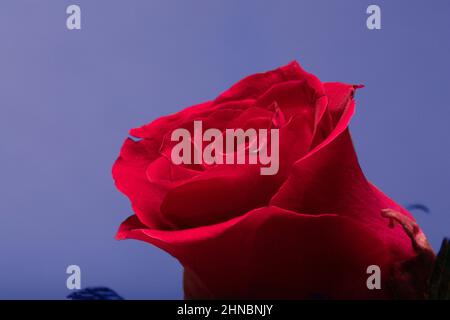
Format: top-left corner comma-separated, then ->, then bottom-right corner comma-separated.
0,0 -> 449,299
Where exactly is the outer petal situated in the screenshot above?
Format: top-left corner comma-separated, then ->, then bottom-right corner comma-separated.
270,84 -> 416,260
116,206 -> 413,299
112,138 -> 171,228
130,101 -> 214,140
213,61 -> 311,105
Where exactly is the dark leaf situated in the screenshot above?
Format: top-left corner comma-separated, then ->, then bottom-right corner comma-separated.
406,204 -> 430,214
67,287 -> 124,300
428,238 -> 450,299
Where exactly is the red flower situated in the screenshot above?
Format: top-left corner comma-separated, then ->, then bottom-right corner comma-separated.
113,61 -> 434,299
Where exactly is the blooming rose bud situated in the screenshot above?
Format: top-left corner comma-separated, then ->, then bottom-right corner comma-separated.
113,61 -> 434,299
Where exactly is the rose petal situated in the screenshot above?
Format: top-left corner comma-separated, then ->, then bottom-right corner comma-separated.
112,138 -> 173,229
116,206 -> 414,299
213,61 -> 313,105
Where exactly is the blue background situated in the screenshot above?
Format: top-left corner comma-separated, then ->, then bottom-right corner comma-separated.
0,0 -> 449,299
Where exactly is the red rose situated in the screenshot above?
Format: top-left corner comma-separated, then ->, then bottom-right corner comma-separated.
113,61 -> 434,299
